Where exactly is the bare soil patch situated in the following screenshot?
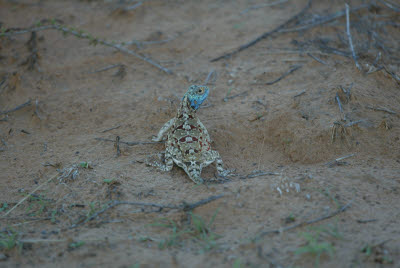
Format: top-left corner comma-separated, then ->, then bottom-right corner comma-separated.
1,0 -> 399,267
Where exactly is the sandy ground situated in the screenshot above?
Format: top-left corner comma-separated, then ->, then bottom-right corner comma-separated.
0,0 -> 399,267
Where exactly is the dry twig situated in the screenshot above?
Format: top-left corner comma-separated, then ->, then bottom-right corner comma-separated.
366,105 -> 396,114
325,153 -> 355,167
211,0 -> 313,61
95,137 -> 162,145
345,3 -> 361,70
88,64 -> 122,74
34,99 -> 42,120
223,91 -> 248,102
71,195 -> 224,228
1,23 -> 172,74
256,65 -> 302,85
204,69 -> 216,85
307,53 -> 328,65
378,0 -> 400,12
0,100 -> 31,115
280,4 -> 369,33
240,0 -> 289,14
256,201 -> 352,239
100,125 -> 121,133
115,136 -> 121,157
241,170 -> 281,179
294,90 -> 306,98
335,93 -> 346,121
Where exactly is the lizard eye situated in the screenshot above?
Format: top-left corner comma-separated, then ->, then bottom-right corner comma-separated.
198,88 -> 204,94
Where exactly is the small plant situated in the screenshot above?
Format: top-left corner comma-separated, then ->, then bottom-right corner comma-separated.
50,209 -> 58,223
86,201 -> 99,219
151,209 -> 222,252
0,202 -> 8,213
26,194 -> 51,216
232,258 -> 243,268
68,240 -> 85,250
295,228 -> 336,267
151,218 -> 190,249
79,161 -> 92,169
189,209 -> 222,252
361,241 -> 394,264
320,188 -> 341,209
0,229 -> 21,251
103,178 -> 115,184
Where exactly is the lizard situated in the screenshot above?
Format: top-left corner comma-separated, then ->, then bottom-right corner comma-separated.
148,85 -> 229,184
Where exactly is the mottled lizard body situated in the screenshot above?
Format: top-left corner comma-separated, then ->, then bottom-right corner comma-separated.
150,85 -> 227,184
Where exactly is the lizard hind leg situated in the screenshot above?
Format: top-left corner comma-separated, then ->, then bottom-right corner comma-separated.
145,151 -> 173,172
212,150 -> 230,177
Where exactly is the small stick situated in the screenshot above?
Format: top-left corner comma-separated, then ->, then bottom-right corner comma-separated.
325,153 -> 355,167
280,4 -> 370,33
258,65 -> 302,85
204,69 -> 216,85
115,136 -> 121,157
294,90 -> 306,98
382,67 -> 400,83
88,64 -> 121,74
345,3 -> 361,70
248,112 -> 268,122
211,0 -> 312,62
240,0 -> 289,15
34,99 -> 42,120
378,0 -> 400,12
257,201 -> 352,238
307,53 -> 327,65
366,105 -> 396,115
124,1 -> 143,11
223,91 -> 248,102
100,125 -> 121,133
95,137 -> 162,145
183,194 -> 224,211
71,195 -> 224,228
357,219 -> 378,224
318,44 -> 350,58
0,77 -> 6,89
344,120 -> 364,127
372,52 -> 382,66
335,93 -> 346,121
125,27 -> 192,48
0,100 -> 31,115
241,170 -> 281,179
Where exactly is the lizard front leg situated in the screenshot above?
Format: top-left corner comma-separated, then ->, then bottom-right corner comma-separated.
152,118 -> 176,142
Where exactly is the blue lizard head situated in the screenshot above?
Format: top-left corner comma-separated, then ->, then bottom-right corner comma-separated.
184,85 -> 209,110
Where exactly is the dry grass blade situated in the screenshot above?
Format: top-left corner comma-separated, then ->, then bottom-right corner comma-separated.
3,173 -> 58,217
